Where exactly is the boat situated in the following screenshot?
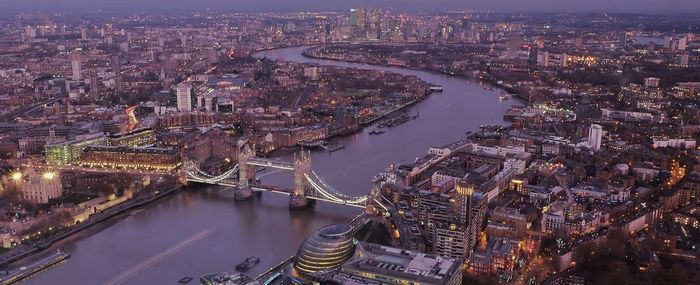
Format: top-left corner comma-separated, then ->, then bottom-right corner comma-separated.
177,276 -> 193,284
321,142 -> 345,152
499,93 -> 510,101
297,139 -> 325,149
235,256 -> 260,271
369,129 -> 385,135
200,272 -> 254,285
327,145 -> 345,152
428,85 -> 443,92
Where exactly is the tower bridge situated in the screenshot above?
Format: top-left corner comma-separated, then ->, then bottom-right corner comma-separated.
184,143 -> 371,210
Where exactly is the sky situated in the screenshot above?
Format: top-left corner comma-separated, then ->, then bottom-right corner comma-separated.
1,0 -> 699,13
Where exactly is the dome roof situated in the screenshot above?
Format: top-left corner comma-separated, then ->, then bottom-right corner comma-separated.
293,224 -> 355,278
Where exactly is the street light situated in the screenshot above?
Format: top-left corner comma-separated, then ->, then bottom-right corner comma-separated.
42,171 -> 56,180
10,171 -> 22,182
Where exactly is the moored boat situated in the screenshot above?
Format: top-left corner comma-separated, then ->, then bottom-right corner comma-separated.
235,256 -> 260,271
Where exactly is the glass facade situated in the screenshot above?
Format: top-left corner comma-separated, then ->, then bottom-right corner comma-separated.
293,224 -> 356,278
44,135 -> 107,165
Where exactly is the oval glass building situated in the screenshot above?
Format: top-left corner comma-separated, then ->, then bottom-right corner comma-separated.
293,224 -> 356,279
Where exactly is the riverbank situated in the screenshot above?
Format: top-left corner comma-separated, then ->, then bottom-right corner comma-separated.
0,183 -> 181,268
300,45 -> 530,103
253,46 -> 437,151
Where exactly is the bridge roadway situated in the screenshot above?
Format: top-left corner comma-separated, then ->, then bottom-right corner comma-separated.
186,176 -> 366,208
246,157 -> 295,170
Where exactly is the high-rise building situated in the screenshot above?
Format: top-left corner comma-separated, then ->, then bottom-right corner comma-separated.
588,124 -> 603,152
506,34 -> 523,59
619,32 -> 628,49
455,178 -> 487,257
350,8 -> 364,28
679,37 -> 688,50
418,178 -> 486,260
80,27 -> 87,40
528,46 -> 539,67
176,84 -> 193,112
112,54 -> 122,74
89,68 -> 100,100
114,76 -> 124,95
680,54 -> 690,67
70,52 -> 82,80
112,55 -> 123,95
664,36 -> 673,49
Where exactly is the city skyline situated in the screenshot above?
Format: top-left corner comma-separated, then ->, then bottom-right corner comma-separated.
0,6 -> 698,285
2,0 -> 700,13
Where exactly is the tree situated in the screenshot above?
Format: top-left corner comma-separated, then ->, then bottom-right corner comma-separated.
94,183 -> 115,198
109,172 -> 134,192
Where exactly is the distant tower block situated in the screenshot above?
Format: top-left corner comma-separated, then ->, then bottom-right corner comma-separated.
89,68 -> 100,100
290,151 -> 312,209
588,124 -> 603,152
70,52 -> 82,80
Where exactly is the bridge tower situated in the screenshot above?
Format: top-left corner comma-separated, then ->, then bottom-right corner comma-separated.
290,150 -> 312,209
235,141 -> 256,200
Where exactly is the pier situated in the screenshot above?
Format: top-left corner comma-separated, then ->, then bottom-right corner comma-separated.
0,250 -> 70,285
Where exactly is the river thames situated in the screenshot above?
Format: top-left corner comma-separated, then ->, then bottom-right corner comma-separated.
22,46 -> 519,284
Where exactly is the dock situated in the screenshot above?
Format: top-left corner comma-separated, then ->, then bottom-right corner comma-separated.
255,256 -> 295,285
321,143 -> 345,152
0,250 -> 70,285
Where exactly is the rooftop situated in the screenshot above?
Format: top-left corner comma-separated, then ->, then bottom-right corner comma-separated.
338,242 -> 462,285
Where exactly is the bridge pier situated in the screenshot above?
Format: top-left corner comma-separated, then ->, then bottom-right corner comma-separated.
237,142 -> 256,187
234,187 -> 254,201
289,194 -> 311,210
290,151 -> 313,209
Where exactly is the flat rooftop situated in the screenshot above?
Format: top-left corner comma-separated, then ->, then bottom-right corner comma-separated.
339,242 -> 462,285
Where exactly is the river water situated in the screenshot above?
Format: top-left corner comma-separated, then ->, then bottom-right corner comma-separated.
22,46 -> 518,285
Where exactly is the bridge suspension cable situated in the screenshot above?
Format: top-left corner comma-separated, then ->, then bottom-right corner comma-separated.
184,161 -> 239,183
305,171 -> 367,205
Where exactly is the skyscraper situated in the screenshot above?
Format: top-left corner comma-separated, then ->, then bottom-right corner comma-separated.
678,37 -> 688,50
70,52 -> 81,80
528,46 -> 539,67
176,84 -> 193,112
112,55 -> 123,95
418,178 -> 486,260
114,76 -> 124,95
588,124 -> 603,152
112,54 -> 122,74
454,178 -> 487,258
89,68 -> 99,100
619,32 -> 628,49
